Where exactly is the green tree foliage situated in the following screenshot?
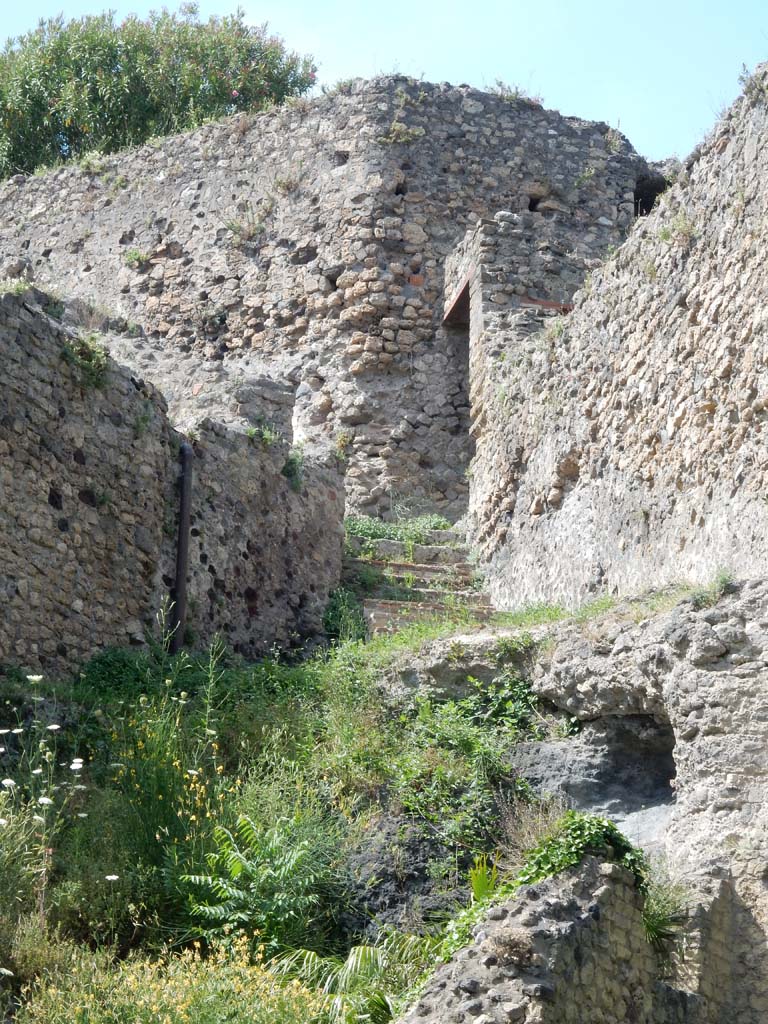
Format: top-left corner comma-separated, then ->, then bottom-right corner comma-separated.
0,3 -> 316,178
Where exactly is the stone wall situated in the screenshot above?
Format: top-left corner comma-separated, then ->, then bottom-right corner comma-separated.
1,288 -> 343,672
466,66 -> 768,607
400,857 -> 731,1024
0,77 -> 650,517
444,212 -> 592,568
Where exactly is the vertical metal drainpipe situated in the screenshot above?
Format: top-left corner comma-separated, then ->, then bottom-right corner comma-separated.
170,441 -> 193,654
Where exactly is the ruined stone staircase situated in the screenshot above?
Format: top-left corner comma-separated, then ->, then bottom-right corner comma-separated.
344,528 -> 494,635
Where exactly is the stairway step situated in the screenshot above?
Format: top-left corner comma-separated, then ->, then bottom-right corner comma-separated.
346,536 -> 469,564
345,556 -> 474,577
422,528 -> 466,545
344,558 -> 478,590
410,587 -> 492,606
363,598 -> 494,635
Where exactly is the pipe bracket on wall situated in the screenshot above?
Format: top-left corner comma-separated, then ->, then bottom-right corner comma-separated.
170,441 -> 193,654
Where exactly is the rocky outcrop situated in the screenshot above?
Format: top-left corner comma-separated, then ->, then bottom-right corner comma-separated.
395,580 -> 768,1022
537,580 -> 768,1021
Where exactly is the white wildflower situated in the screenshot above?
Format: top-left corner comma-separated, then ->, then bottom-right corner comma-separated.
38,796 -> 54,806
26,675 -> 43,683
1,779 -> 16,788
105,874 -> 119,881
46,724 -> 61,732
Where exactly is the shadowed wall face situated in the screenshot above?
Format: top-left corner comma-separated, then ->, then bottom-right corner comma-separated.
1,290 -> 344,672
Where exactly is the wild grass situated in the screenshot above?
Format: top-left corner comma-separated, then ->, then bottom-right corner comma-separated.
1,581 -> 697,1021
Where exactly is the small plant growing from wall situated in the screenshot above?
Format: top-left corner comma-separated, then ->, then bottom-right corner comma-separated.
394,85 -> 427,108
61,332 -> 108,389
198,305 -> 228,335
78,149 -> 106,174
43,296 -> 65,320
574,164 -> 596,189
133,401 -> 154,438
334,431 -> 352,462
273,175 -> 298,195
0,278 -> 32,296
379,84 -> 428,145
689,568 -> 734,610
379,121 -> 426,145
281,446 -> 304,492
322,78 -> 355,96
658,212 -> 696,248
739,63 -> 768,105
545,318 -> 566,343
605,127 -> 623,154
245,418 -> 282,447
491,79 -> 543,106
123,248 -> 151,270
224,197 -> 275,248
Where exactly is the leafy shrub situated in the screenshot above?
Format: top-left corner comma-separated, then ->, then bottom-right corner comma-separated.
183,813 -> 345,953
17,937 -> 322,1024
323,587 -> 367,643
515,810 -> 648,888
72,646 -> 153,702
273,927 -> 440,1024
60,334 -> 108,388
391,687 -> 527,848
123,248 -> 151,269
281,447 -> 304,492
441,811 -> 649,960
690,568 -> 734,610
468,853 -> 498,904
0,5 -> 316,179
641,864 -> 689,957
345,513 -> 451,547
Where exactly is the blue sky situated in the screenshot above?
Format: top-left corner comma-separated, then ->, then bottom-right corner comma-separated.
4,1 -> 768,160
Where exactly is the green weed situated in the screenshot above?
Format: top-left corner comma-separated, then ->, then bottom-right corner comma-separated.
281,447 -> 305,492
60,333 -> 108,388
